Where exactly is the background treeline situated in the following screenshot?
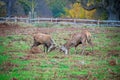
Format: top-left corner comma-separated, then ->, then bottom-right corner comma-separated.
0,0 -> 120,20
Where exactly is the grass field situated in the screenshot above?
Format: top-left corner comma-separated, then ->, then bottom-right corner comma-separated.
0,23 -> 120,80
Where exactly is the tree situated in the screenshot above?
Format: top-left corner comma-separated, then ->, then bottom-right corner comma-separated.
1,0 -> 15,17
0,1 -> 6,17
0,1 -> 5,9
36,0 -> 52,17
0,0 -> 26,17
19,0 -> 37,18
80,0 -> 120,20
65,2 -> 96,19
46,0 -> 68,17
65,3 -> 83,18
68,0 -> 120,20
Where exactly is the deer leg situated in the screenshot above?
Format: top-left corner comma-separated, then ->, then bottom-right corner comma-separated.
31,40 -> 40,49
48,44 -> 53,52
80,38 -> 86,55
45,45 -> 49,53
65,49 -> 69,55
81,39 -> 86,55
75,43 -> 80,54
81,45 -> 86,55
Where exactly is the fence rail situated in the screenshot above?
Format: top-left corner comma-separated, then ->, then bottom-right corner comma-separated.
0,17 -> 120,27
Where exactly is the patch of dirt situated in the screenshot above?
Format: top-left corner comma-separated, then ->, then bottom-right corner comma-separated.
109,59 -> 117,66
108,68 -> 120,80
1,22 -> 119,37
11,78 -> 18,80
0,22 -> 99,36
108,50 -> 120,56
30,46 -> 42,54
107,34 -> 120,39
19,54 -> 38,60
85,51 -> 94,56
52,55 -> 65,59
106,29 -> 120,33
0,62 -> 18,72
69,75 -> 88,80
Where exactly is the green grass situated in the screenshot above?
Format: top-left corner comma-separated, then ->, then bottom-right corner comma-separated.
0,26 -> 120,80
32,22 -> 73,28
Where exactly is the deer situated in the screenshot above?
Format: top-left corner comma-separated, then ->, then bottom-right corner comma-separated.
60,30 -> 93,55
31,33 -> 56,53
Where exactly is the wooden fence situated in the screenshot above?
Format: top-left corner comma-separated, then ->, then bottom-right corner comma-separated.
0,17 -> 120,27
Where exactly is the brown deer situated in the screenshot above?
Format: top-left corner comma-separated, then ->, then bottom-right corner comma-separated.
31,33 -> 56,53
60,30 -> 93,54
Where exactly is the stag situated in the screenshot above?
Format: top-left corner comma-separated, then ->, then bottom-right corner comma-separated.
60,30 -> 93,54
31,33 -> 56,53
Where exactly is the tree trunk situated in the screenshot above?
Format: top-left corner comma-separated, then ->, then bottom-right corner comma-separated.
6,0 -> 12,17
107,7 -> 118,20
106,0 -> 118,20
3,0 -> 14,17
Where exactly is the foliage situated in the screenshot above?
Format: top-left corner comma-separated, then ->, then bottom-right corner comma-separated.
0,1 -> 5,7
80,0 -> 120,20
66,3 -> 82,18
0,1 -> 6,17
18,0 -> 30,15
99,11 -> 108,20
46,0 -> 67,17
64,2 -> 96,19
19,0 -> 37,17
85,8 -> 96,19
0,0 -> 114,20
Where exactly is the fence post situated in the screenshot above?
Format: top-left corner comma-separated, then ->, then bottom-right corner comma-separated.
74,19 -> 76,24
51,18 -> 52,22
5,17 -> 9,22
15,17 -> 17,22
26,18 -> 29,23
56,18 -> 57,23
97,20 -> 100,27
5,18 -> 7,22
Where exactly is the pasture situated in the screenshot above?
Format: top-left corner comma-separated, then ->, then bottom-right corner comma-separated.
0,22 -> 120,80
